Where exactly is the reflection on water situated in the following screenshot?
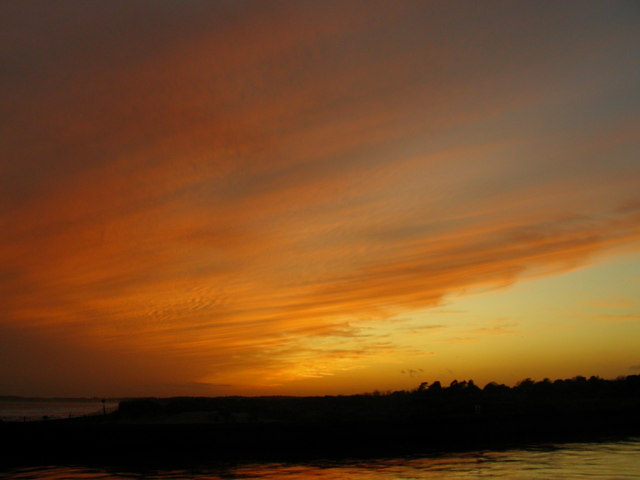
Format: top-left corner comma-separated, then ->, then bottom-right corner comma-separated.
3,438 -> 640,479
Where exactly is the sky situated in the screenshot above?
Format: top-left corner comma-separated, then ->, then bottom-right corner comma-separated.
1,0 -> 639,397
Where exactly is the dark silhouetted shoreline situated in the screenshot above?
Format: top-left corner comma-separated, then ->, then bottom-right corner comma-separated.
2,375 -> 639,467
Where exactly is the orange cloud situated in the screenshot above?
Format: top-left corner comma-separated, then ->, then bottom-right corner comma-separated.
1,1 -> 639,395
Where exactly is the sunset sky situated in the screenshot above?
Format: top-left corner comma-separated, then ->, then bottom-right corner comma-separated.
1,1 -> 639,397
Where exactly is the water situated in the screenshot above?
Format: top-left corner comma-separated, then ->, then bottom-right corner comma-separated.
2,438 -> 639,479
0,399 -> 118,421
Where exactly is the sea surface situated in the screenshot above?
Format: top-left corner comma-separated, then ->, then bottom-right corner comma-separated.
0,399 -> 119,421
2,438 -> 639,479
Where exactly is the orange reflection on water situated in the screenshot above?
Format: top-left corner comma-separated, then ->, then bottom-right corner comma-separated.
4,439 -> 640,479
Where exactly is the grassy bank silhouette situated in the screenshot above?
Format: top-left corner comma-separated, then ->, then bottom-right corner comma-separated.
2,375 -> 639,465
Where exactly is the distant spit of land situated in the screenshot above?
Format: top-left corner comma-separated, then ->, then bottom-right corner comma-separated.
2,375 -> 639,466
